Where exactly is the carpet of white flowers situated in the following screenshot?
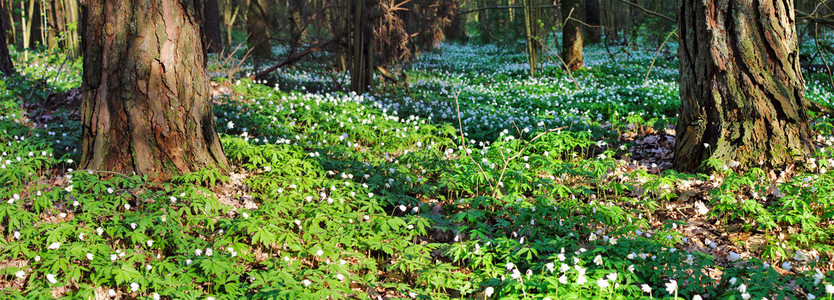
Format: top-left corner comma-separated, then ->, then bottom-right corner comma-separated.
4,43 -> 834,299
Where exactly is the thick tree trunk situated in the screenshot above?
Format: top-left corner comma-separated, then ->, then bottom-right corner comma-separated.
674,0 -> 813,172
584,0 -> 601,44
247,0 -> 272,59
204,0 -> 223,52
561,0 -> 584,70
80,0 -> 229,181
0,10 -> 13,76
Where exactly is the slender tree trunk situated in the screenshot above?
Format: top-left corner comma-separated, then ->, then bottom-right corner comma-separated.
204,0 -> 223,52
0,9 -> 14,76
584,0 -> 601,44
221,0 -> 240,48
350,0 -> 372,93
288,0 -> 304,56
674,0 -> 813,172
81,0 -> 229,181
561,0 -> 584,70
247,0 -> 272,59
523,0 -> 540,75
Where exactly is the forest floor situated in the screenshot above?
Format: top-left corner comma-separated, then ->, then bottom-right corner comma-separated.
2,43 -> 834,299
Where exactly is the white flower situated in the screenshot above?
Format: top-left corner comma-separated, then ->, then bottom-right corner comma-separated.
302,279 -> 312,287
781,261 -> 793,271
827,284 -> 834,295
545,262 -> 555,273
560,263 -> 570,273
738,283 -> 747,293
576,274 -> 587,285
96,227 -> 104,236
46,273 -> 58,284
558,274 -> 567,284
641,284 -> 651,293
336,274 -> 344,281
628,264 -> 635,273
108,289 -> 116,297
13,231 -> 19,239
693,296 -> 703,300
107,187 -> 114,194
596,278 -> 610,288
130,223 -> 138,230
195,249 -> 203,256
606,272 -> 617,282
814,269 -> 825,285
241,212 -> 249,219
728,251 -> 740,262
205,248 -> 213,256
153,293 -> 160,300
809,293 -> 817,300
593,254 -> 603,266
14,270 -> 25,279
48,242 -> 61,250
110,254 -> 118,261
227,121 -> 234,129
665,279 -> 677,294
510,268 -> 521,280
485,287 -> 494,297
729,277 -> 737,285
505,262 -> 515,271
86,253 -> 94,260
130,282 -> 139,292
399,205 -> 407,212
316,249 -> 324,257
741,292 -> 751,300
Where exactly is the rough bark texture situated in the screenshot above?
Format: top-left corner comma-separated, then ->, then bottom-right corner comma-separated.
562,0 -> 584,70
0,9 -> 14,75
80,0 -> 229,182
675,0 -> 813,172
204,0 -> 223,52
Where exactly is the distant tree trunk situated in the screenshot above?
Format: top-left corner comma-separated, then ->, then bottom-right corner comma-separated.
0,10 -> 14,76
522,0 -> 540,75
220,0 -> 240,48
247,0 -> 272,59
204,0 -> 223,52
350,0 -> 373,93
445,8 -> 465,41
584,0 -> 601,44
80,0 -> 229,181
288,0 -> 304,56
674,0 -> 813,172
561,0 -> 583,70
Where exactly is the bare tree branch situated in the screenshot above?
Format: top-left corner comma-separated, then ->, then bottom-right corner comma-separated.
616,0 -> 674,23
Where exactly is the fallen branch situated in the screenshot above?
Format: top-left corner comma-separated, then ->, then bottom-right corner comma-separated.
248,39 -> 336,80
808,100 -> 834,116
